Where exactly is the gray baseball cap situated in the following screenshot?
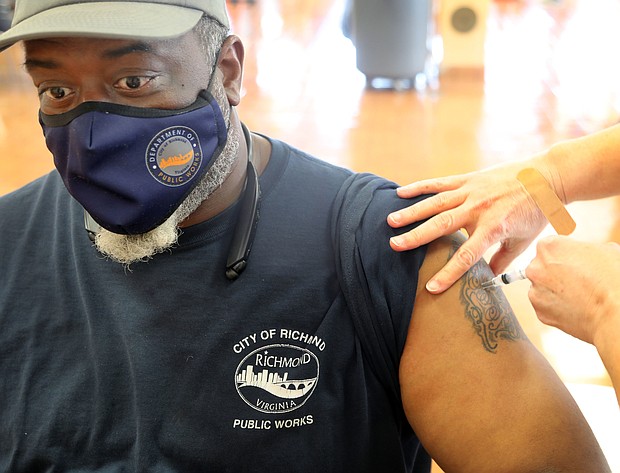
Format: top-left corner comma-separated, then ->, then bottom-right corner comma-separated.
0,0 -> 230,51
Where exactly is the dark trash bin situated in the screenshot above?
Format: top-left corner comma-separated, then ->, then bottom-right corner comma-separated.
343,0 -> 436,90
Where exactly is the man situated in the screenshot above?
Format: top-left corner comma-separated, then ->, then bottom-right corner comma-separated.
0,1 -> 611,472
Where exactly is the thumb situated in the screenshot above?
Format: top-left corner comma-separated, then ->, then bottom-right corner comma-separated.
488,240 -> 530,275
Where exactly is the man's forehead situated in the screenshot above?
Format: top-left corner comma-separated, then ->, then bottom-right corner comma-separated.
23,35 -> 183,57
26,36 -> 151,49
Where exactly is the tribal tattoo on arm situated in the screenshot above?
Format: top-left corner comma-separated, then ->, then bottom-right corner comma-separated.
450,242 -> 526,353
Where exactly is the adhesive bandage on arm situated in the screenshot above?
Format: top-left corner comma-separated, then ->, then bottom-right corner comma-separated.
516,168 -> 576,236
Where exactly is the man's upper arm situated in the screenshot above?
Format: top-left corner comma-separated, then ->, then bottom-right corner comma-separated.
399,234 -> 610,473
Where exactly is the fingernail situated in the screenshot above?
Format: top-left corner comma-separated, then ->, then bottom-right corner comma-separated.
389,213 -> 401,225
390,236 -> 403,248
426,280 -> 440,293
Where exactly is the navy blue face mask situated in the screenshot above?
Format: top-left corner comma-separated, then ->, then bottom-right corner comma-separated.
39,91 -> 228,235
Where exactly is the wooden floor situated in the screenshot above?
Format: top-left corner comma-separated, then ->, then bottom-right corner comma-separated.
1,0 -> 619,469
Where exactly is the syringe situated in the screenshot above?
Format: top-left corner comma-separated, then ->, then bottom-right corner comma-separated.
481,268 -> 527,289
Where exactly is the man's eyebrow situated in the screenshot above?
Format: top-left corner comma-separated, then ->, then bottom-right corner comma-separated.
102,41 -> 153,59
23,58 -> 58,71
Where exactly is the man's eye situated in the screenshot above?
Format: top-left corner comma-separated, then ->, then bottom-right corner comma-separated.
43,87 -> 70,100
117,76 -> 151,90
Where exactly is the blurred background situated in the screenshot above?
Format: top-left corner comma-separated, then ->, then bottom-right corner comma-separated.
1,0 -> 619,470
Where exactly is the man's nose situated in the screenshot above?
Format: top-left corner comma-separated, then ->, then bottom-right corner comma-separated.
77,83 -> 114,104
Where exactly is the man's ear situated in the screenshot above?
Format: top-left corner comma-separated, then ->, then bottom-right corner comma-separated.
217,35 -> 245,106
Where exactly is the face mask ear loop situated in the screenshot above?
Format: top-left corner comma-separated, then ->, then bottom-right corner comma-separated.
202,36 -> 226,99
202,42 -> 232,131
207,44 -> 223,93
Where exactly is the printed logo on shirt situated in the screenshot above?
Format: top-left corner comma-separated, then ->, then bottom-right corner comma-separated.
235,344 -> 319,413
232,328 -> 324,421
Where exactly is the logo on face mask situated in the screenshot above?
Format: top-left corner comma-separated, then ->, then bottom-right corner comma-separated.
146,126 -> 203,187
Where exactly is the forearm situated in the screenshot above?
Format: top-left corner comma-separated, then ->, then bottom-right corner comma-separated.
593,314 -> 620,406
534,123 -> 620,204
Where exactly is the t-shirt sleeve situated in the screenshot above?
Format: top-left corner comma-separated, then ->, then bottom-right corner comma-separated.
331,173 -> 430,401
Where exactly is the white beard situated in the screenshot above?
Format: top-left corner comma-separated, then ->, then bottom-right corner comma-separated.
93,83 -> 240,266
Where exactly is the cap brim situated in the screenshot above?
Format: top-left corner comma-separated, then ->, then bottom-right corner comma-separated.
0,2 -> 205,51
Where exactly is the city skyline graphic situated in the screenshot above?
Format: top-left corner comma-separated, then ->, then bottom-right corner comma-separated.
236,364 -> 317,399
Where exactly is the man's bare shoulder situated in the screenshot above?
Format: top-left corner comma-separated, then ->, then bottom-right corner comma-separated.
399,233 -> 610,473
